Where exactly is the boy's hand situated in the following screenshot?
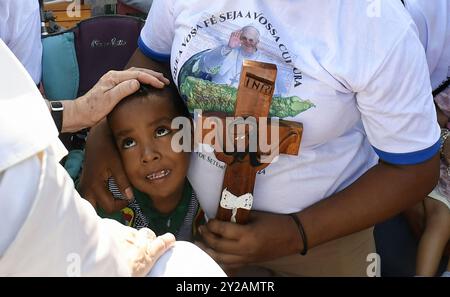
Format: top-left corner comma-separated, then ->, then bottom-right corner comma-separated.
79,119 -> 132,213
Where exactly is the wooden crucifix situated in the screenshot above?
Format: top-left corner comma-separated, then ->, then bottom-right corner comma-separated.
199,60 -> 303,224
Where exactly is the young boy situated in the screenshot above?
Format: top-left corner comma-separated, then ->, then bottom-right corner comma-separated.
100,83 -> 204,242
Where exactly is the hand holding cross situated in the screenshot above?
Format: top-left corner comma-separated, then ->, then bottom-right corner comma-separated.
199,60 -> 303,224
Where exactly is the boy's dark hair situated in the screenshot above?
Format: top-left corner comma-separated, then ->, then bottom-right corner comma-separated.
107,80 -> 190,124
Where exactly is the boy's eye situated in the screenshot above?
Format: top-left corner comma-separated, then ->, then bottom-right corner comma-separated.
155,127 -> 170,138
122,138 -> 136,149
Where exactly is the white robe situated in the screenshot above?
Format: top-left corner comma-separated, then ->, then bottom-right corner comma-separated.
0,144 -> 132,276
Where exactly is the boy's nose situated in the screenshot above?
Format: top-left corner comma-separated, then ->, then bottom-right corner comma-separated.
141,146 -> 161,164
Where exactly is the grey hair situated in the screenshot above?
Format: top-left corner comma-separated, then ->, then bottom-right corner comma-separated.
241,25 -> 260,43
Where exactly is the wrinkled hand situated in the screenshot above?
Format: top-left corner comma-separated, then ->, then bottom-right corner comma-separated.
228,31 -> 242,49
79,119 -> 131,213
119,227 -> 175,276
65,68 -> 169,132
196,211 -> 299,270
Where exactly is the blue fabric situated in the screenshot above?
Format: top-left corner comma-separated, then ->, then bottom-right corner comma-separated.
373,139 -> 440,165
64,149 -> 85,181
42,32 -> 79,100
138,36 -> 170,62
375,215 -> 449,276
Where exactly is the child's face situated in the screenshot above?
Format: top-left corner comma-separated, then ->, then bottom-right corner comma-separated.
109,95 -> 190,201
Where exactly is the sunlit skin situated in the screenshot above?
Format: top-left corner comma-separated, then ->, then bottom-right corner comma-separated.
108,94 -> 190,214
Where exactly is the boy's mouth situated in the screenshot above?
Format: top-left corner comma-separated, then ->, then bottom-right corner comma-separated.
146,169 -> 171,181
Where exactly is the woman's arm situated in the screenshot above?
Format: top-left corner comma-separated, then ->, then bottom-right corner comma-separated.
126,48 -> 170,73
296,154 -> 439,251
198,154 -> 440,266
435,104 -> 448,128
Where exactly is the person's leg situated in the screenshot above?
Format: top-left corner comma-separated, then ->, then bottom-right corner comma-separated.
374,215 -> 418,276
441,234 -> 450,277
416,197 -> 450,276
256,227 -> 376,276
403,200 -> 426,239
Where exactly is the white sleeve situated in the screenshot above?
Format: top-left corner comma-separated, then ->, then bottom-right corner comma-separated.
0,155 -> 40,256
404,0 -> 450,89
138,0 -> 174,62
356,27 -> 440,165
6,1 -> 42,84
0,145 -> 131,276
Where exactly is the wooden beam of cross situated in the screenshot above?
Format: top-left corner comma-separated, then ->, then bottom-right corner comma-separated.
198,60 -> 303,224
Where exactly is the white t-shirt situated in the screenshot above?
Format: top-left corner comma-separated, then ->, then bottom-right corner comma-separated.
405,0 -> 450,89
139,0 -> 440,218
0,0 -> 42,84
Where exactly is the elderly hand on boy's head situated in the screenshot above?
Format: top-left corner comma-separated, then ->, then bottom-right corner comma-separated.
74,68 -> 170,129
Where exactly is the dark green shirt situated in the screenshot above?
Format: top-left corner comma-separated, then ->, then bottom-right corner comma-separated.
98,180 -> 204,241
